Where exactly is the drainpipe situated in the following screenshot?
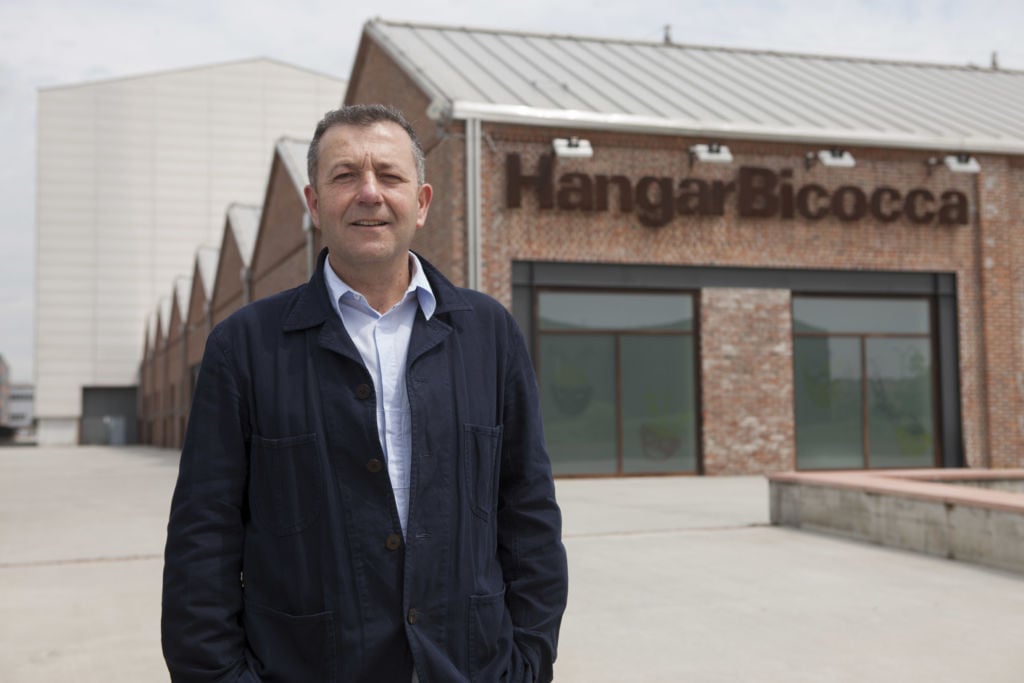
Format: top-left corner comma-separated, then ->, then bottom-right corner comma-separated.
304,212 -> 315,279
240,266 -> 252,306
178,321 -> 187,447
465,118 -> 482,291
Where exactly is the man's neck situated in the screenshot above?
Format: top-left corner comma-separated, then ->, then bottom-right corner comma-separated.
328,253 -> 411,314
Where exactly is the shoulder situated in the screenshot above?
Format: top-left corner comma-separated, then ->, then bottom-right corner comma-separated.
419,254 -> 515,325
209,282 -> 310,348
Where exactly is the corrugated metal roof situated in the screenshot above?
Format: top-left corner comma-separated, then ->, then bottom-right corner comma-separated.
146,310 -> 158,353
196,246 -> 220,302
227,204 -> 261,267
276,138 -> 311,196
366,19 -> 1024,154
157,297 -> 172,340
172,277 -> 191,321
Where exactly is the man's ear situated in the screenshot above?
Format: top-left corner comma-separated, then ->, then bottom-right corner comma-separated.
415,183 -> 433,229
303,185 -> 320,227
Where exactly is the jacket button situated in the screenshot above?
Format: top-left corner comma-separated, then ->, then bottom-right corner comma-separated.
356,384 -> 373,400
385,533 -> 402,551
407,608 -> 419,624
366,458 -> 383,473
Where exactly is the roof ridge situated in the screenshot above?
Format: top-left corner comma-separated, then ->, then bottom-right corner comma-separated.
370,17 -> 1024,75
40,57 -> 347,92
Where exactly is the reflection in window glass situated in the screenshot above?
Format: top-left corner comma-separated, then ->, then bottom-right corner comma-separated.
792,296 -> 936,470
539,292 -> 692,331
794,337 -> 864,469
537,290 -> 697,476
867,338 -> 934,467
620,335 -> 696,474
539,335 -> 617,475
793,298 -> 929,335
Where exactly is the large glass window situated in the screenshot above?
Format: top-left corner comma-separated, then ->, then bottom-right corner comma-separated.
793,297 -> 937,469
537,291 -> 697,475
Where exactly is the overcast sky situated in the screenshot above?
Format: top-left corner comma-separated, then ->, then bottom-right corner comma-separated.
1,0 -> 1022,383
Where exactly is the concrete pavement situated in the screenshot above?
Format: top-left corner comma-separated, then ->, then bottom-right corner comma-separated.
2,446 -> 1023,682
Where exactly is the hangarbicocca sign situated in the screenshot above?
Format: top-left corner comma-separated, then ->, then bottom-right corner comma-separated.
505,154 -> 970,228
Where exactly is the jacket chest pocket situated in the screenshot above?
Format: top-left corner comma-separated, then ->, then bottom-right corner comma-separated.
250,433 -> 323,535
463,424 -> 503,521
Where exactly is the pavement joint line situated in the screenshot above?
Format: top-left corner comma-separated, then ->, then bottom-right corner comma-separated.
563,522 -> 770,539
0,553 -> 163,569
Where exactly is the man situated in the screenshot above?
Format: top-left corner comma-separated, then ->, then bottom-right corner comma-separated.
162,104 -> 569,682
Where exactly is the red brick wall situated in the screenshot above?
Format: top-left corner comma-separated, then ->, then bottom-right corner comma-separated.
251,158 -> 308,302
973,157 -> 1024,467
185,262 -> 209,369
153,318 -> 168,447
1012,159 -> 1024,467
345,38 -> 466,284
212,223 -> 244,324
701,288 -> 795,474
472,127 -> 1013,471
165,296 -> 186,449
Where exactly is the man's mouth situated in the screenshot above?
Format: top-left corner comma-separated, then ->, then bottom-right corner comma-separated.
352,220 -> 388,227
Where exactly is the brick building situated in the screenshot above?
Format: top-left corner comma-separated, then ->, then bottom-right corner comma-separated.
141,20 -> 1024,477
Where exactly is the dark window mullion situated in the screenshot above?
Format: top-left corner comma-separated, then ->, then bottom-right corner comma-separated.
615,334 -> 623,475
861,335 -> 871,469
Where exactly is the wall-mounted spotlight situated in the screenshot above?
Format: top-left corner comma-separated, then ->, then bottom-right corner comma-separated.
925,153 -> 982,175
944,153 -> 981,174
689,143 -> 733,167
805,147 -> 856,170
552,136 -> 593,159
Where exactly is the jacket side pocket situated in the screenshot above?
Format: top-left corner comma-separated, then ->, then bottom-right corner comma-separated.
468,588 -> 512,683
250,433 -> 323,536
463,424 -> 503,521
243,599 -> 335,682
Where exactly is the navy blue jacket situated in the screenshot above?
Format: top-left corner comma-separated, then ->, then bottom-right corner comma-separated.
162,250 -> 568,682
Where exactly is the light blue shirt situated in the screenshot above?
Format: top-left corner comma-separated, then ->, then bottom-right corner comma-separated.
323,253 -> 436,537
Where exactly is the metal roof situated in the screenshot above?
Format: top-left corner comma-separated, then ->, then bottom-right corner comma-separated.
276,138 -> 311,196
227,204 -> 261,268
172,277 -> 191,321
196,246 -> 220,302
365,19 -> 1024,154
157,297 -> 173,340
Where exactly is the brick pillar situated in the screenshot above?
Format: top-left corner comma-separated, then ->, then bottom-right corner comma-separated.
701,288 -> 795,475
975,159 -> 1024,468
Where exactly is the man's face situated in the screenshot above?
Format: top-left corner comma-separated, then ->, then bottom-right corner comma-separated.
304,121 -> 432,277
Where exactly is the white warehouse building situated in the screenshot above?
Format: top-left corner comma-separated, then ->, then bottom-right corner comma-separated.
35,58 -> 345,445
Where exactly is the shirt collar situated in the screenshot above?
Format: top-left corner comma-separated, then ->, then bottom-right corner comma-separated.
323,252 -> 436,321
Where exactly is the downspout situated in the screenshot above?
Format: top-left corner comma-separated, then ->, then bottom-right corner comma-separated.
465,117 -> 482,291
178,321 -> 187,447
240,266 -> 252,306
304,212 -> 315,279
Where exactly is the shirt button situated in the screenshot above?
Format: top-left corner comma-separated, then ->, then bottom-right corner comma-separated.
407,608 -> 419,625
385,533 -> 402,551
366,458 -> 383,473
356,384 -> 373,400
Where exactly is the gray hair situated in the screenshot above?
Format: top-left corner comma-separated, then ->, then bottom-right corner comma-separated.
307,104 -> 426,187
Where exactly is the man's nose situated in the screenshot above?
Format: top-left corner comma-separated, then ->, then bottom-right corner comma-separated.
356,173 -> 383,203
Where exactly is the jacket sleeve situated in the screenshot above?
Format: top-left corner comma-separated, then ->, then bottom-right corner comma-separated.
497,321 -> 570,683
162,328 -> 253,682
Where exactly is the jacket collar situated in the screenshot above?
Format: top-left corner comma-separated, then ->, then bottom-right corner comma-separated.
282,248 -> 471,333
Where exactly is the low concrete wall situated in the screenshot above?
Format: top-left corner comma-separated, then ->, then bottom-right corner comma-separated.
769,469 -> 1024,575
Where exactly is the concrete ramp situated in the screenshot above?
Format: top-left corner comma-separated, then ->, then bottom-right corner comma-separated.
769,469 -> 1024,575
